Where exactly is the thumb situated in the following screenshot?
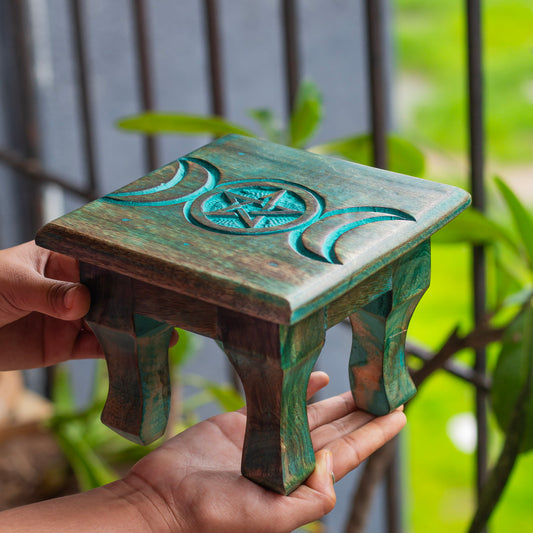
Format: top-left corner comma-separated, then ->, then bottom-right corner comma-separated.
304,449 -> 336,514
11,271 -> 90,321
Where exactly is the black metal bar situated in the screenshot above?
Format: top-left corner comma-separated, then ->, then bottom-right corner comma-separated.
365,0 -> 389,170
281,0 -> 300,115
386,438 -> 401,533
202,0 -> 225,117
466,0 -> 488,511
364,2 -> 397,531
0,147 -> 96,200
69,0 -> 99,196
7,0 -> 43,237
132,0 -> 158,170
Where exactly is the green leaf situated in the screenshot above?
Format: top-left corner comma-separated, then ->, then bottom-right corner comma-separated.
494,177 -> 533,269
117,112 -> 254,137
168,328 -> 196,369
432,207 -> 518,250
53,424 -> 118,490
289,81 -> 323,148
310,134 -> 425,176
502,287 -> 533,309
491,307 -> 533,452
493,244 -> 531,309
247,108 -> 284,143
182,374 -> 245,412
205,382 -> 245,412
52,365 -> 76,416
470,305 -> 533,531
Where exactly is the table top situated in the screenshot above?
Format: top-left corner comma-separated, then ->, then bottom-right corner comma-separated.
36,134 -> 470,324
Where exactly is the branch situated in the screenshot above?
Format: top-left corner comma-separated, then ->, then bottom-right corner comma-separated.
412,322 -> 505,387
344,438 -> 397,533
343,318 -> 506,531
468,308 -> 533,532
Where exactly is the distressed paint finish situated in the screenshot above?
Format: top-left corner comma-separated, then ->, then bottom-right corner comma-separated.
35,135 -> 471,494
36,134 -> 470,326
81,263 -> 174,445
218,309 -> 325,495
349,241 -> 430,414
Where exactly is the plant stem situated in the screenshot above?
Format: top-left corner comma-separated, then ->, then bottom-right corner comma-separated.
468,308 -> 533,532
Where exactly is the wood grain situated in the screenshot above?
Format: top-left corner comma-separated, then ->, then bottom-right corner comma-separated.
81,263 -> 174,445
36,134 -> 470,325
348,241 -> 430,414
217,308 -> 326,495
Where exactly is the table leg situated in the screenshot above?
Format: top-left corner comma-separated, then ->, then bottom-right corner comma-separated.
217,309 -> 326,495
348,240 -> 431,415
81,263 -> 174,445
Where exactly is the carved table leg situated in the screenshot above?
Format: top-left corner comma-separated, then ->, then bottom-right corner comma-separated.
80,263 -> 174,445
348,240 -> 431,415
217,309 -> 326,495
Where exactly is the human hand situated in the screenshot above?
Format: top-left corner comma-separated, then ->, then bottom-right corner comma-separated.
0,241 -> 102,370
0,372 -> 406,532
118,371 -> 406,533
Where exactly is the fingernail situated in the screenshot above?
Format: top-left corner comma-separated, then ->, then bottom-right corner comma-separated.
325,450 -> 332,469
64,286 -> 76,310
324,450 -> 333,481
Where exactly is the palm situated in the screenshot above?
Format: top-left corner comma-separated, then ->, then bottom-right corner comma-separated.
128,374 -> 406,533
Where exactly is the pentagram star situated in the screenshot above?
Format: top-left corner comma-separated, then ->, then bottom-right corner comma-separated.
205,189 -> 303,228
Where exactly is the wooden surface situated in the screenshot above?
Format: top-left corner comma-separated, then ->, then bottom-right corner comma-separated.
348,241 -> 430,415
36,134 -> 470,325
81,263 -> 174,445
218,309 -> 325,494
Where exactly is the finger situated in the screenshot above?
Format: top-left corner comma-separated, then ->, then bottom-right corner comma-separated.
307,371 -> 329,400
327,409 -> 406,483
303,449 -> 336,507
236,371 -> 330,416
71,329 -> 104,359
307,390 -> 356,431
311,409 -> 375,450
44,250 -> 81,283
273,450 -> 336,531
13,273 -> 91,321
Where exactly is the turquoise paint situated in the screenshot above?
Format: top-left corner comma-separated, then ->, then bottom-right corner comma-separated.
102,157 -> 220,207
321,215 -> 415,264
321,206 -> 415,221
111,159 -> 187,197
287,230 -> 331,264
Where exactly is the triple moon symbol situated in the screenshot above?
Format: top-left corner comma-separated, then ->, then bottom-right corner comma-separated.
189,181 -> 322,234
103,157 -> 219,207
103,157 -> 416,265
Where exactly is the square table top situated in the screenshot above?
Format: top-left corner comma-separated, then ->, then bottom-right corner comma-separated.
36,134 -> 470,325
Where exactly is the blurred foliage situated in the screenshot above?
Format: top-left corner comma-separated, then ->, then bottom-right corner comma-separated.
48,329 -> 243,491
394,0 -> 533,162
394,0 -> 533,530
412,176 -> 533,531
118,80 -> 425,177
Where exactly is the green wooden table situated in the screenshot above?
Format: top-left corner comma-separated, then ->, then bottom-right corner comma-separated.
36,134 -> 470,494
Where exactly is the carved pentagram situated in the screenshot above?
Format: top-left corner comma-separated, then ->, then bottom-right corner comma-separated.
102,157 -> 416,264
189,181 -> 322,234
